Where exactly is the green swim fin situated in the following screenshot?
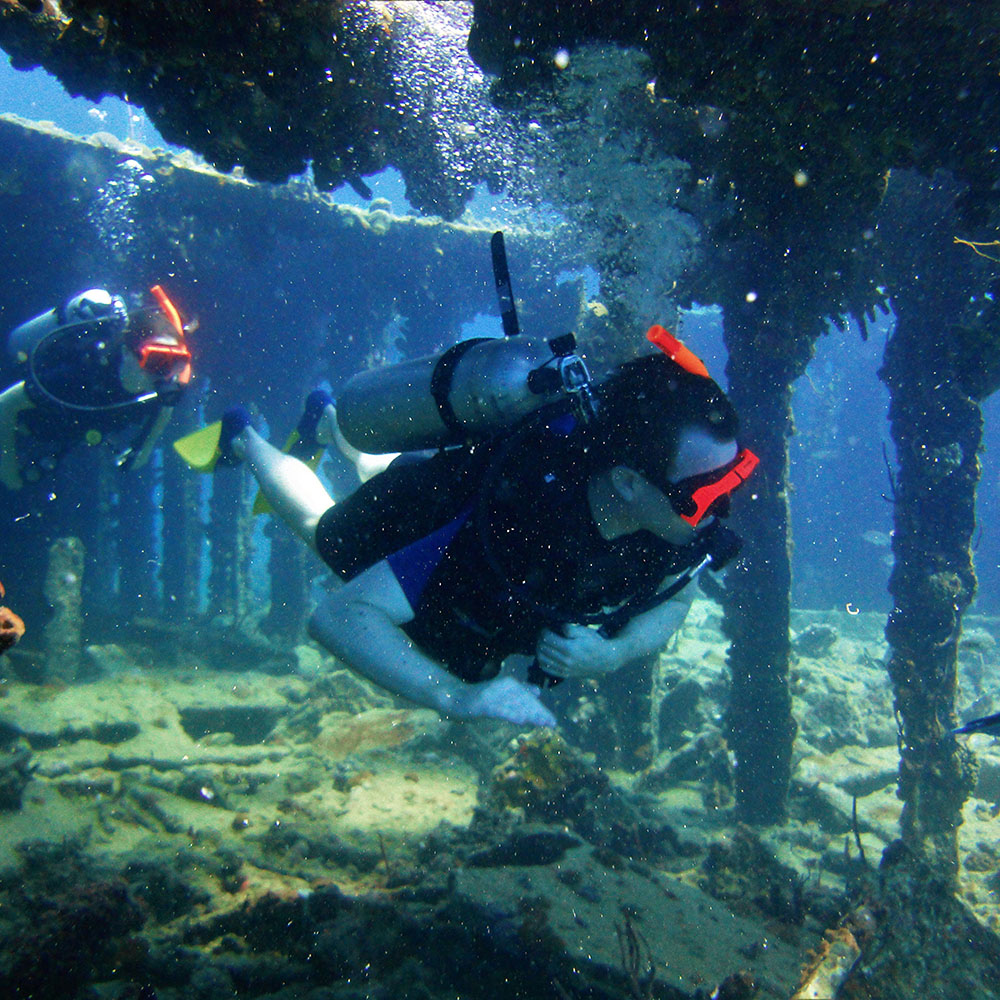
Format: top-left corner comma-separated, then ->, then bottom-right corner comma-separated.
172,421 -> 224,472
251,429 -> 325,515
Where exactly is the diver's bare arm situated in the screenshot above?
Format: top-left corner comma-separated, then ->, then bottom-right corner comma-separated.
611,584 -> 696,663
0,381 -> 34,490
309,561 -> 465,713
308,560 -> 555,726
129,405 -> 175,470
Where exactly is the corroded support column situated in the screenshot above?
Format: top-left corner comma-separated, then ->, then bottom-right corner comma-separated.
721,305 -> 813,824
161,451 -> 205,620
207,471 -> 243,622
43,536 -> 84,683
880,304 -> 980,883
264,523 -> 310,643
874,172 -> 992,884
117,459 -> 159,620
206,470 -> 255,630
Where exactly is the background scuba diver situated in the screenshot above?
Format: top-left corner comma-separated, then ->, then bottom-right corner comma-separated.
176,325 -> 758,729
0,285 -> 193,491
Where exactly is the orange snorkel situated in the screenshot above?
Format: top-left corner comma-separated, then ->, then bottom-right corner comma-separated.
150,284 -> 184,338
646,324 -> 711,379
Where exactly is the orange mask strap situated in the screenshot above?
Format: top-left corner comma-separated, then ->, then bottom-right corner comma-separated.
647,325 -> 711,379
139,343 -> 193,385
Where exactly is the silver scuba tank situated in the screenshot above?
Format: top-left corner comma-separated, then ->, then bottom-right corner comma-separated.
7,289 -> 125,365
337,335 -> 593,453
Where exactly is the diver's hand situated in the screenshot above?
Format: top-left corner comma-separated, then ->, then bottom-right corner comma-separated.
449,676 -> 556,728
536,624 -> 622,679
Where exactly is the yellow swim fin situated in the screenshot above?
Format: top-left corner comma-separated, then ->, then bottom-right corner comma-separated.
172,421 -> 224,472
251,429 -> 325,515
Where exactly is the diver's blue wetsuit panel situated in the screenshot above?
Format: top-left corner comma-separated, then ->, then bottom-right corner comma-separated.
385,508 -> 471,610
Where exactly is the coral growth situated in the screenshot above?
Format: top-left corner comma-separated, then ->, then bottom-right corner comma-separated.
791,925 -> 861,1000
486,730 -> 689,861
793,623 -> 839,659
0,604 -> 24,654
0,580 -> 25,654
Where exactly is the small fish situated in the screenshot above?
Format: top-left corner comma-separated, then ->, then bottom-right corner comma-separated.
951,711 -> 1000,736
862,530 -> 892,547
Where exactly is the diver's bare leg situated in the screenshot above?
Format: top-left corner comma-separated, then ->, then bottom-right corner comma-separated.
234,427 -> 332,549
318,403 -> 398,484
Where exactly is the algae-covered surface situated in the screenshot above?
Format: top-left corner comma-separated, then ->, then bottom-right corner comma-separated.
2,599 -> 1000,998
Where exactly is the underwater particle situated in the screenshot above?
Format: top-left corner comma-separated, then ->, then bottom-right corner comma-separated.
554,48 -> 570,70
793,170 -> 809,187
745,290 -> 758,303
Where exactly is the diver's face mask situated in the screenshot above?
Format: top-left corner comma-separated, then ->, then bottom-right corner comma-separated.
666,447 -> 759,527
130,287 -> 192,386
138,342 -> 191,379
132,316 -> 192,383
636,325 -> 760,530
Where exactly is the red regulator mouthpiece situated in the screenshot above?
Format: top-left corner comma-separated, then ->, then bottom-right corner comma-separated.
671,448 -> 760,526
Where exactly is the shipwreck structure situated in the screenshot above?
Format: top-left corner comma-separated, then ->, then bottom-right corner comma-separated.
2,0 -> 1000,926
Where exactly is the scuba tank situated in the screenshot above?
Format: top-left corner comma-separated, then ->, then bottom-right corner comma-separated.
337,333 -> 594,453
336,232 -> 598,454
7,289 -> 127,366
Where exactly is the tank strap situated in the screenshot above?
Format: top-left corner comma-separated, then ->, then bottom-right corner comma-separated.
429,338 -> 491,434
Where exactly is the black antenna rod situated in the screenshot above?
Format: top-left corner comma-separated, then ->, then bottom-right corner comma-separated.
491,231 -> 521,337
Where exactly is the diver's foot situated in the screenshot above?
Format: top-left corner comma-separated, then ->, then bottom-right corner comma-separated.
217,405 -> 253,467
291,389 -> 336,458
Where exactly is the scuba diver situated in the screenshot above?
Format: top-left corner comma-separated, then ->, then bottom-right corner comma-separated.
176,328 -> 757,728
174,235 -> 758,727
0,285 -> 193,490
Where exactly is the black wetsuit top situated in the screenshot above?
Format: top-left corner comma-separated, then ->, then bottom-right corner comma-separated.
20,325 -> 159,443
316,414 -> 703,682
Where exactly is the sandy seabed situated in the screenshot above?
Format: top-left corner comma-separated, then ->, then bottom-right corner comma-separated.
1,598 -> 999,999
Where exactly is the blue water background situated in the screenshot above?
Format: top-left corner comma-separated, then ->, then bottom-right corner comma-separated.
3,55 -> 999,618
